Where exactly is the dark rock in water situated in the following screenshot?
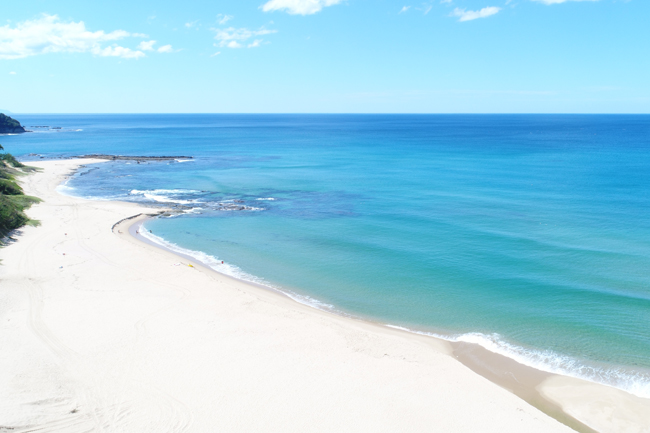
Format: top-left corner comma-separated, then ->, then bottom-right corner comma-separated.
80,154 -> 193,162
0,113 -> 26,134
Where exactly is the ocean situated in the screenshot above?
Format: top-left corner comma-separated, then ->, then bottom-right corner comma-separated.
6,114 -> 650,397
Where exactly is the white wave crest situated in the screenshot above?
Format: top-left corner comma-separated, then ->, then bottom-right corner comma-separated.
138,227 -> 336,312
385,325 -> 650,399
143,193 -> 197,205
130,189 -> 200,195
129,189 -> 202,205
454,332 -> 650,399
55,184 -> 76,196
256,197 -> 276,201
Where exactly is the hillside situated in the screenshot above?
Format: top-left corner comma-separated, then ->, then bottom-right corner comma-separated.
0,113 -> 26,134
0,148 -> 39,242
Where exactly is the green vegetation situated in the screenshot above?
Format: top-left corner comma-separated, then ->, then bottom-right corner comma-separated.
0,144 -> 40,243
0,113 -> 26,133
0,152 -> 25,168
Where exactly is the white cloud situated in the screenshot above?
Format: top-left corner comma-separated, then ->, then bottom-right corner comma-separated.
210,51 -> 221,57
91,45 -> 145,59
9,71 -> 16,74
532,0 -> 597,4
261,0 -> 344,15
138,40 -> 156,51
0,14 -> 149,59
213,27 -> 277,48
399,6 -> 411,13
451,6 -> 500,21
157,44 -> 173,53
217,14 -> 234,25
415,3 -> 433,14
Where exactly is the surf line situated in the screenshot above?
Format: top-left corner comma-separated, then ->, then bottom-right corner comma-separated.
111,214 -> 606,433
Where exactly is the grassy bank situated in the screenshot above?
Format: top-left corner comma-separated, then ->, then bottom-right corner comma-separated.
0,152 -> 40,243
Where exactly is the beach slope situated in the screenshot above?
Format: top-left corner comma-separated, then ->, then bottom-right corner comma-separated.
0,159 -> 579,432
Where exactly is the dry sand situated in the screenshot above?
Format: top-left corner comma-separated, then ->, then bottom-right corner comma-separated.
0,159 -> 648,432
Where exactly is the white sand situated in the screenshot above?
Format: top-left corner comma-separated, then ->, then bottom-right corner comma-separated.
0,159 -> 643,432
539,376 -> 650,433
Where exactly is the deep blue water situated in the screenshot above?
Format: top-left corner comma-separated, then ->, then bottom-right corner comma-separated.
5,114 -> 650,397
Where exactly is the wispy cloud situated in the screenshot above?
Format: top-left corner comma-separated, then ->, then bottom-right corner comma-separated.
0,14 -> 160,59
399,6 -> 411,13
531,0 -> 598,4
450,6 -> 500,21
185,20 -> 199,28
217,14 -> 234,25
9,71 -> 16,74
415,3 -> 434,14
213,27 -> 277,49
138,40 -> 175,54
138,40 -> 156,51
91,45 -> 145,59
261,0 -> 344,15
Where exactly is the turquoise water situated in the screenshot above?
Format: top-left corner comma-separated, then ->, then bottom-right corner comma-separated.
7,114 -> 650,397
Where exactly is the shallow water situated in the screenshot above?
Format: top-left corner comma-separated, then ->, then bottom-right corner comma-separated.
7,114 -> 650,397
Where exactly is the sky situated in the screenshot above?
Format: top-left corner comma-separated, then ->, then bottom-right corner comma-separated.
1,0 -> 649,113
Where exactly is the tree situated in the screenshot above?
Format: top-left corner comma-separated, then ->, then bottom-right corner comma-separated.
0,144 -> 3,151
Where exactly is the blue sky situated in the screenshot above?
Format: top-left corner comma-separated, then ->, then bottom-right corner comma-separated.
1,0 -> 648,113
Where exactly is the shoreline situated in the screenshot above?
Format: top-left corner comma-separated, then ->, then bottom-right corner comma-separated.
128,214 -> 649,405
126,214 -> 597,433
123,195 -> 649,433
1,158 -> 648,432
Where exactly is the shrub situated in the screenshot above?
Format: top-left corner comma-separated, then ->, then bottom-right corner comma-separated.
0,179 -> 23,195
0,153 -> 25,168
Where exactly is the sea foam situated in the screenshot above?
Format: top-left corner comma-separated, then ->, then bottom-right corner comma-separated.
130,189 -> 202,205
138,224 -> 650,400
385,325 -> 650,399
138,227 -> 336,312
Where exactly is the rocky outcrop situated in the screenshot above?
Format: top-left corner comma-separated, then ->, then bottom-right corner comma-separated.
0,113 -> 26,134
80,154 -> 193,161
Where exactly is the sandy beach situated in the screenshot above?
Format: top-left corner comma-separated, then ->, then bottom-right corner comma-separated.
1,159 -> 648,433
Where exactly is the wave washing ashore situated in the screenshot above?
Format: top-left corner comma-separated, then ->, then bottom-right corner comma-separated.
133,219 -> 650,402
0,158 -> 593,433
5,115 -> 650,428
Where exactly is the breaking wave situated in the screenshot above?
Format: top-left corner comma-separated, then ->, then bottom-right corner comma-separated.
385,325 -> 650,399
138,227 -> 336,313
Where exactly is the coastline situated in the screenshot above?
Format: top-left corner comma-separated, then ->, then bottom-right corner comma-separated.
127,215 -> 648,433
0,159 -> 648,432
